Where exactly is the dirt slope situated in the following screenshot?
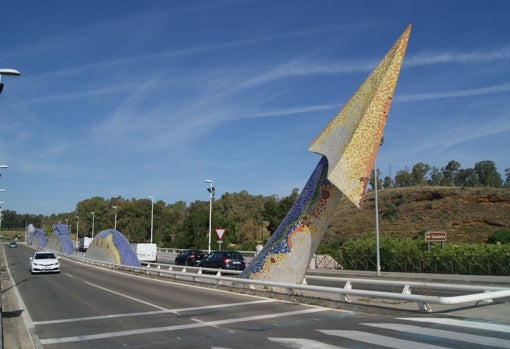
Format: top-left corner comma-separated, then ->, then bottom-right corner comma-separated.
331,187 -> 510,244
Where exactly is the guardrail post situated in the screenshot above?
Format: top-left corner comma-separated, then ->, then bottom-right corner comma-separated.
418,302 -> 432,313
343,281 -> 352,302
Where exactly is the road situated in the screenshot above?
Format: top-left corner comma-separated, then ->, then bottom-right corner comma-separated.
2,244 -> 510,348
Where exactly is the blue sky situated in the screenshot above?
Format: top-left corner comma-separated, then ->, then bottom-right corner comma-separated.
1,0 -> 509,215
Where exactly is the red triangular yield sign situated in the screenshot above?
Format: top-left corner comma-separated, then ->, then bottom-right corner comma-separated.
215,228 -> 225,240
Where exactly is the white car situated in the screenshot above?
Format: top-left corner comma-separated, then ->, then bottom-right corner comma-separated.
30,251 -> 60,273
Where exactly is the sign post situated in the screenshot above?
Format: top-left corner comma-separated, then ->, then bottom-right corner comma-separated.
215,228 -> 225,250
425,231 -> 447,251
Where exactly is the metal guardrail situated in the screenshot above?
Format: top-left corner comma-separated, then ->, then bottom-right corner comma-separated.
18,244 -> 509,313
140,262 -> 510,312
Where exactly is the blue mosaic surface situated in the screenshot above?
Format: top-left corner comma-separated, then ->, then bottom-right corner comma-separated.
50,224 -> 75,254
241,156 -> 330,276
27,225 -> 47,248
91,229 -> 140,267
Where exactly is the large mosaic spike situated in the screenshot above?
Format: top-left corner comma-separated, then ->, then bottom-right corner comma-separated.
241,25 -> 411,284
309,24 -> 411,208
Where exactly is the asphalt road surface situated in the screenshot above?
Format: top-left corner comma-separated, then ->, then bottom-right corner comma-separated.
3,244 -> 510,349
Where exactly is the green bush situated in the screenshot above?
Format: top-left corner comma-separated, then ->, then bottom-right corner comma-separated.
340,236 -> 510,275
487,230 -> 510,244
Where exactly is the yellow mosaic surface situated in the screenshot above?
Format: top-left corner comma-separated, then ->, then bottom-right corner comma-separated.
308,25 -> 411,208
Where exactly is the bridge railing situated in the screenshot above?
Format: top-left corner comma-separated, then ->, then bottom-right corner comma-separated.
63,252 -> 510,313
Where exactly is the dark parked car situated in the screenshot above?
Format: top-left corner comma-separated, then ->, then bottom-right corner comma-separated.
9,241 -> 17,248
198,250 -> 245,271
174,250 -> 206,266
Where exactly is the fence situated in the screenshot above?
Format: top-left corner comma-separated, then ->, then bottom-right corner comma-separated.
343,255 -> 510,275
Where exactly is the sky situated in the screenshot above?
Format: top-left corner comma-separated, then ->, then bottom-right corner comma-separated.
1,0 -> 509,216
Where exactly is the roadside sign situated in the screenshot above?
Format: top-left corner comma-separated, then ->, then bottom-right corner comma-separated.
215,228 -> 226,240
425,231 -> 447,242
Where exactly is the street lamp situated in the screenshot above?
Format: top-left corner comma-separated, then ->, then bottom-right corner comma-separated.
375,137 -> 384,276
0,201 -> 4,237
0,69 -> 21,95
205,179 -> 215,253
75,216 -> 80,250
112,206 -> 118,230
148,196 -> 154,244
90,212 -> 95,238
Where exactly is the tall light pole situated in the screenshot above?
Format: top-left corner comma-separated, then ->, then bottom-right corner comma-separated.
0,201 -> 4,238
148,196 -> 154,244
75,216 -> 80,250
205,180 -> 215,253
0,69 -> 21,95
90,212 -> 95,238
112,206 -> 118,230
375,137 -> 384,276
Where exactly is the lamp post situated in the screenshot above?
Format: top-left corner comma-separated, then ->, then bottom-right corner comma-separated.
75,216 -> 80,250
112,206 -> 118,230
205,179 -> 215,253
375,137 -> 384,276
0,201 -> 4,238
148,196 -> 154,244
0,69 -> 21,95
90,212 -> 95,238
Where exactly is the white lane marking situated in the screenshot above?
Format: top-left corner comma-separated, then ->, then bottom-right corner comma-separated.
190,317 -> 221,329
33,299 -> 276,325
269,337 -> 345,348
1,246 -> 41,345
85,281 -> 171,311
363,323 -> 510,349
399,317 -> 510,333
39,307 -> 329,345
319,330 -> 446,349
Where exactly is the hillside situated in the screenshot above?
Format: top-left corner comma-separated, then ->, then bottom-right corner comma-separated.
331,187 -> 510,244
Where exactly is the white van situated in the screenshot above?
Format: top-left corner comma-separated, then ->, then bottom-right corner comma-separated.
131,243 -> 157,262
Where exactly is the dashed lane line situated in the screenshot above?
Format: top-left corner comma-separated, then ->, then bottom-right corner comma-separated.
32,299 -> 276,325
39,307 -> 330,345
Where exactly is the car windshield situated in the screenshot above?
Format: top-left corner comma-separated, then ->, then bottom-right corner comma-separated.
35,253 -> 56,259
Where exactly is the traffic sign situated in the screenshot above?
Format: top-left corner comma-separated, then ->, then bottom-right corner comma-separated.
215,228 -> 226,240
425,231 -> 447,242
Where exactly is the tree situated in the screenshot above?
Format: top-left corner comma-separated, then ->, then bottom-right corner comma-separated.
505,168 -> 510,188
369,168 -> 382,190
382,176 -> 393,189
411,162 -> 431,186
429,166 -> 443,186
474,160 -> 503,187
454,168 -> 479,187
394,167 -> 413,187
441,161 -> 461,186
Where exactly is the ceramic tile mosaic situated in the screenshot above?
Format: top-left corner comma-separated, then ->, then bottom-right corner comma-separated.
241,25 -> 411,284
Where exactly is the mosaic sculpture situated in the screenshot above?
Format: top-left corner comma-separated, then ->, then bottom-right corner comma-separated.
27,223 -> 47,248
47,224 -> 75,254
86,229 -> 141,267
240,25 -> 411,284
